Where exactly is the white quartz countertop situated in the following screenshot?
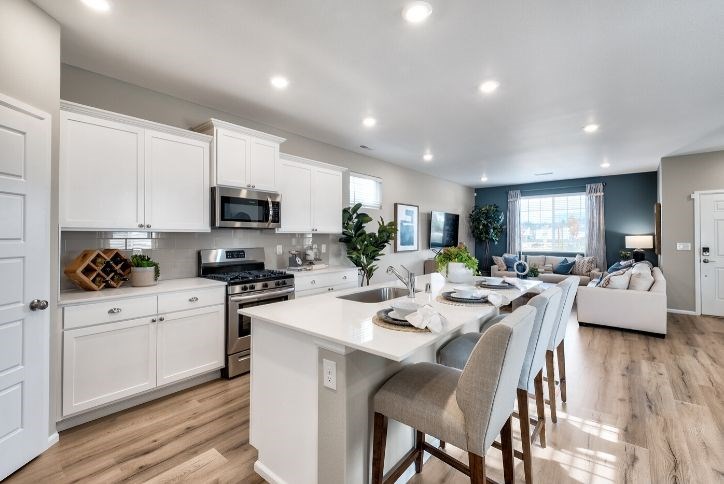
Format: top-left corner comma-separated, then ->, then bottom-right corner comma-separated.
241,274 -> 540,362
59,277 -> 227,306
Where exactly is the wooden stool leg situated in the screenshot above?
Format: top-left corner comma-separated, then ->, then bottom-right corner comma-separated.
546,350 -> 558,423
557,340 -> 567,403
372,412 -> 388,484
533,370 -> 546,448
517,389 -> 533,484
415,430 -> 425,473
469,453 -> 486,484
501,415 -> 515,484
440,440 -> 446,449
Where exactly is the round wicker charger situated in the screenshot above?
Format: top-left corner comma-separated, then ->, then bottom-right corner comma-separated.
372,315 -> 430,333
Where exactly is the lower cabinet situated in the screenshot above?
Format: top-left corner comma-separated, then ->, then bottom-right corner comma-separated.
294,268 -> 358,298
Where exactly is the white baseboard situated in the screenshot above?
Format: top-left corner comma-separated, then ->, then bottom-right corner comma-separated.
254,460 -> 287,484
667,308 -> 699,315
47,432 -> 59,448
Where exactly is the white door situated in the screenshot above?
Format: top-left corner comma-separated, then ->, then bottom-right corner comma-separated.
215,127 -> 250,187
0,94 -> 51,480
156,305 -> 225,386
277,159 -> 313,233
144,130 -> 210,231
62,317 -> 157,416
60,110 -> 144,229
249,137 -> 279,191
312,167 -> 343,233
700,192 -> 724,316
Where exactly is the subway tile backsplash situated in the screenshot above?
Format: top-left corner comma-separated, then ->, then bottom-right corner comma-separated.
60,229 -> 348,291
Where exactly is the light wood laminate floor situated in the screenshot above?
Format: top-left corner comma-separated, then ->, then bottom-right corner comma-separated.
6,311 -> 724,483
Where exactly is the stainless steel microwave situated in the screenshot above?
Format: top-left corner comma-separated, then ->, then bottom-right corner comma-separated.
212,186 -> 281,229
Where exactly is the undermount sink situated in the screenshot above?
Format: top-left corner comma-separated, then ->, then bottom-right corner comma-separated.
337,287 -> 418,303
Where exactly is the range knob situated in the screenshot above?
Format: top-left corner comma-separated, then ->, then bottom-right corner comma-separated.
249,284 -> 256,290
279,280 -> 286,285
275,280 -> 281,286
241,285 -> 248,291
262,282 -> 268,288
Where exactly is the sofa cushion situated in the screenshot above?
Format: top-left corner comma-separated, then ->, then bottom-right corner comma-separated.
545,256 -> 566,267
628,263 -> 655,291
572,255 -> 596,276
553,258 -> 575,275
503,255 -> 519,271
492,256 -> 506,272
599,269 -> 632,289
526,255 -> 546,270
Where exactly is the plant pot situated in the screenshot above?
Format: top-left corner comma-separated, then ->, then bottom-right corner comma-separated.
130,267 -> 157,287
446,262 -> 473,283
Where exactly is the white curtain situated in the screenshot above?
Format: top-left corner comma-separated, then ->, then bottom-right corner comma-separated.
585,183 -> 606,269
507,190 -> 521,254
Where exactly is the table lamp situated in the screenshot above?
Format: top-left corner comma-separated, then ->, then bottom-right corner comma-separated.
625,235 -> 654,262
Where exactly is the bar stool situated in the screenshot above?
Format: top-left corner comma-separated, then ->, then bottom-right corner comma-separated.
437,286 -> 562,484
371,305 -> 537,484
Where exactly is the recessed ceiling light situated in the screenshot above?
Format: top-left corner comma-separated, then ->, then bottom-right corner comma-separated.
423,152 -> 433,162
402,1 -> 433,23
600,162 -> 610,168
362,117 -> 377,128
583,123 -> 600,133
270,76 -> 289,90
478,80 -> 500,94
81,0 -> 110,12
480,175 -> 488,182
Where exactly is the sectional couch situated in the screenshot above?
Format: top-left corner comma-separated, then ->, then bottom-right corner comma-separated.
490,254 -> 602,286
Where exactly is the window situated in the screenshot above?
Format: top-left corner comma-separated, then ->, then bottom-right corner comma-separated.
520,193 -> 587,252
349,172 -> 382,209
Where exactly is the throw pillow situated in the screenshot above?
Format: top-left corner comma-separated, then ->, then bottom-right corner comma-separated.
572,255 -> 596,276
526,255 -> 546,269
607,259 -> 634,273
491,256 -> 506,272
599,269 -> 632,289
503,255 -> 519,271
553,258 -> 575,275
628,263 -> 655,291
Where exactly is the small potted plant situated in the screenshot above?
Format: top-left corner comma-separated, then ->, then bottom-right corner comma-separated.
434,243 -> 479,283
130,254 -> 160,287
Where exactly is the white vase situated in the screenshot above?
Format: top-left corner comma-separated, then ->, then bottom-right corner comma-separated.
447,262 -> 473,283
130,267 -> 157,287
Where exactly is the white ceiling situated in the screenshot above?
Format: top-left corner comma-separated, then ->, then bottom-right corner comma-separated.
35,0 -> 724,187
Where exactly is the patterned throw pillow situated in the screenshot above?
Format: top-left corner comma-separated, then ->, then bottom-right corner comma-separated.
599,268 -> 632,289
572,255 -> 596,276
491,256 -> 506,271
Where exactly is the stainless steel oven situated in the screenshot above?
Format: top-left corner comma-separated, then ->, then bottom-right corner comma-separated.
212,186 -> 281,229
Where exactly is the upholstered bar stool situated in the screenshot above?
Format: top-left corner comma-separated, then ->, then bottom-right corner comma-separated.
438,287 -> 562,484
544,277 -> 579,423
371,306 -> 537,484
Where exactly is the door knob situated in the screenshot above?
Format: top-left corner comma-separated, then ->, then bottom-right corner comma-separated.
29,299 -> 49,311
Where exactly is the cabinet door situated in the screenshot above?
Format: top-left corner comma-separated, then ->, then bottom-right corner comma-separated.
156,305 -> 225,386
60,111 -> 144,229
215,127 -> 250,187
277,158 -> 313,233
144,130 -> 210,231
248,137 -> 279,191
312,167 -> 343,233
62,317 -> 156,416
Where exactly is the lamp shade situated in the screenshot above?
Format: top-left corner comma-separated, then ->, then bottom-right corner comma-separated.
625,235 -> 654,249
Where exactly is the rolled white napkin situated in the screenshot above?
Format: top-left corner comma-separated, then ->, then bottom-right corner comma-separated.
486,292 -> 510,307
503,277 -> 525,290
405,304 -> 445,333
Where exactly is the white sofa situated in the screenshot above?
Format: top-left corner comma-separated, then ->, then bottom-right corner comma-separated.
491,254 -> 601,286
576,267 -> 667,336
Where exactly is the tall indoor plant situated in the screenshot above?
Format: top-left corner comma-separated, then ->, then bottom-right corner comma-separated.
469,204 -> 505,274
339,203 -> 397,286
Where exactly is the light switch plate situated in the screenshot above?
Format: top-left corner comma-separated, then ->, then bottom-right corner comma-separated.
323,359 -> 337,390
676,242 -> 691,251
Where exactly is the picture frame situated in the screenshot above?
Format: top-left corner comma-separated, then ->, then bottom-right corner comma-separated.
394,203 -> 419,252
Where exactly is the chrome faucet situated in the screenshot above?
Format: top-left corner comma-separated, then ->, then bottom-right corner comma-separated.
387,265 -> 416,298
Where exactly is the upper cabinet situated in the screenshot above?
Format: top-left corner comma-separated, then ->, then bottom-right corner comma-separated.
193,119 -> 285,192
276,154 -> 346,234
60,102 -> 211,232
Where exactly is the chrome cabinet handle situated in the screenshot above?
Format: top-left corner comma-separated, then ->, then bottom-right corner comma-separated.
29,299 -> 49,311
108,307 -> 122,314
189,296 -> 199,302
138,223 -> 144,228
159,316 -> 165,322
146,224 -> 151,228
151,318 -> 157,323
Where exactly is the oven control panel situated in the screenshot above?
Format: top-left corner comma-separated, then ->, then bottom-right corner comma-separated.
226,250 -> 246,259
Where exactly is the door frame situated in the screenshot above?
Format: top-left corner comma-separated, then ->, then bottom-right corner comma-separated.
692,189 -> 724,316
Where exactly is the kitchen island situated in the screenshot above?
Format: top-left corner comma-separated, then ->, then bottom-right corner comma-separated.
241,274 -> 539,484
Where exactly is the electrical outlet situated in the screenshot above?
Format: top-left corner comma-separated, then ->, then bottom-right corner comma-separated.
323,359 -> 337,390
321,244 -> 327,254
276,244 -> 283,255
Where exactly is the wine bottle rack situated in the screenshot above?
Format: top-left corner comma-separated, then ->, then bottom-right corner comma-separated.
64,249 -> 132,291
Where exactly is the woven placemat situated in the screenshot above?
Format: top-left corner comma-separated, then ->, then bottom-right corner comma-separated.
372,315 -> 430,333
435,295 -> 491,307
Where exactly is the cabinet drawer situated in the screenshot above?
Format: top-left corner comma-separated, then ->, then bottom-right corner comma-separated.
64,296 -> 157,330
158,287 -> 225,314
294,269 -> 358,291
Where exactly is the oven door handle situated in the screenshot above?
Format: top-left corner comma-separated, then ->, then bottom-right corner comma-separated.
229,287 -> 295,303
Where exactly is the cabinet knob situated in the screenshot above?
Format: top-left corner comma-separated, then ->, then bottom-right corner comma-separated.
189,296 -> 199,302
311,280 -> 316,285
159,316 -> 165,322
342,275 -> 347,280
327,287 -> 333,291
29,299 -> 49,311
151,318 -> 157,323
146,224 -> 151,228
108,307 -> 122,314
138,223 -> 144,228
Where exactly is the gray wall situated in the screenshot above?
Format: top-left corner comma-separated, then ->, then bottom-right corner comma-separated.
660,150 -> 724,312
60,65 -> 475,284
0,0 -> 60,437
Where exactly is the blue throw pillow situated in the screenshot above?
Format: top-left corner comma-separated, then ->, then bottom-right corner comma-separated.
503,255 -> 518,271
554,258 -> 575,275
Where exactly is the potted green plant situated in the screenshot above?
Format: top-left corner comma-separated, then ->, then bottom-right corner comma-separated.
528,266 -> 540,278
619,249 -> 632,261
435,243 -> 479,282
339,203 -> 397,286
469,204 -> 505,275
130,254 -> 160,287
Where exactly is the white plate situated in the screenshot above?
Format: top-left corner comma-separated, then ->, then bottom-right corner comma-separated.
388,310 -> 411,321
452,292 -> 484,300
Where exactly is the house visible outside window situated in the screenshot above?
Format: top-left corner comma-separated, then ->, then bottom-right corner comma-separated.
520,193 -> 587,252
349,172 -> 382,209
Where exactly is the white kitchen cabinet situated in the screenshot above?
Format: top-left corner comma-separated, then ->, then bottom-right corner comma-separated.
277,153 -> 346,234
156,304 -> 225,386
194,119 -> 285,191
62,317 -> 157,416
144,129 -> 210,231
59,101 -> 211,231
294,268 -> 358,298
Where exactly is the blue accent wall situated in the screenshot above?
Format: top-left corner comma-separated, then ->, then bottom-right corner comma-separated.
474,171 -> 658,271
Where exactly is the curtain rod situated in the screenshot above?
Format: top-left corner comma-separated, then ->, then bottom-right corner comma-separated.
520,182 -> 606,193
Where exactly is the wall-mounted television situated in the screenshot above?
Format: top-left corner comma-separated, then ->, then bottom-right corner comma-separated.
429,211 -> 459,249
